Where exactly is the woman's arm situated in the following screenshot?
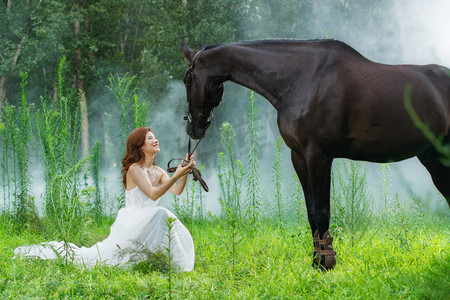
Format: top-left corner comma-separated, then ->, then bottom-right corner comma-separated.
128,160 -> 193,201
162,153 -> 194,195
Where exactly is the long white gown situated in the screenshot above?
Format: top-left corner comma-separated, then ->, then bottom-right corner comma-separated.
14,185 -> 195,272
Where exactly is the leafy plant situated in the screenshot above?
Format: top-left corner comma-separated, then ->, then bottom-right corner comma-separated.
34,57 -> 87,240
272,136 -> 285,224
165,216 -> 177,299
0,73 -> 35,231
89,141 -> 102,222
107,73 -> 139,148
332,159 -> 373,246
245,90 -> 261,226
218,122 -> 244,219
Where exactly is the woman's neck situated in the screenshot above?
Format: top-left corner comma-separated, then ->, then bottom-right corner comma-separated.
140,154 -> 155,169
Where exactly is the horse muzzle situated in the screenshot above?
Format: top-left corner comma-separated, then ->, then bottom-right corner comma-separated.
186,121 -> 208,140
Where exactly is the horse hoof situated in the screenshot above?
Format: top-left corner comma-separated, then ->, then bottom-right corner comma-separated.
325,254 -> 336,269
312,230 -> 337,271
312,255 -> 335,272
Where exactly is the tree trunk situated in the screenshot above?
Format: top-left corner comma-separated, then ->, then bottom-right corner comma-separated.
0,0 -> 41,109
0,0 -> 20,108
0,36 -> 24,109
74,0 -> 89,158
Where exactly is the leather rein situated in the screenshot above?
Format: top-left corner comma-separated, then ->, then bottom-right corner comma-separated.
166,138 -> 209,192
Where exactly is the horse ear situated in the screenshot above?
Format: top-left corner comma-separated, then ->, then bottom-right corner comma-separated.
199,43 -> 206,50
182,42 -> 196,62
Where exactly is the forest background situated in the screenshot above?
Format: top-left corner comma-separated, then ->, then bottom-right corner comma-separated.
3,0 -> 449,208
1,1 -> 449,298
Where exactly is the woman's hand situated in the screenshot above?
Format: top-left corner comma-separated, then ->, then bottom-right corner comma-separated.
174,153 -> 195,178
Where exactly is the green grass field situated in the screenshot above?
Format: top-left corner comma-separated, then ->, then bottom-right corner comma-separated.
1,212 -> 448,299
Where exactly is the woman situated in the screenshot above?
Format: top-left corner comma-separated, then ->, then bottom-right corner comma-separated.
14,127 -> 196,271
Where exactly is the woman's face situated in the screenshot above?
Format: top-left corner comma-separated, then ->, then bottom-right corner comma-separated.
141,131 -> 160,155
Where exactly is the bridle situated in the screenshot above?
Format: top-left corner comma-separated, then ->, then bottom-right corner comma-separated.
166,49 -> 216,192
183,49 -> 222,132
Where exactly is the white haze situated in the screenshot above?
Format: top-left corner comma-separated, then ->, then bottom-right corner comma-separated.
26,1 -> 450,216
331,0 -> 450,208
189,0 -> 450,214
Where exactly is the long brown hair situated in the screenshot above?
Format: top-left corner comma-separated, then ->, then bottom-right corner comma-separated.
121,127 -> 157,187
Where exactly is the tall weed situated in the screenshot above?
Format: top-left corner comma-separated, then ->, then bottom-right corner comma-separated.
218,122 -> 244,219
34,57 -> 87,241
332,159 -> 373,245
0,73 -> 35,230
89,141 -> 102,221
272,136 -> 285,224
245,91 -> 261,226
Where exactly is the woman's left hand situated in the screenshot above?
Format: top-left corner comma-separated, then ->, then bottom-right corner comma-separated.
185,153 -> 195,167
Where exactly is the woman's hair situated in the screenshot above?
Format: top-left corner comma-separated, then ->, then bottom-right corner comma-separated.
121,127 -> 157,187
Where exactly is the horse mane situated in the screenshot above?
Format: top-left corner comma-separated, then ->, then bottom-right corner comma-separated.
202,39 -> 365,59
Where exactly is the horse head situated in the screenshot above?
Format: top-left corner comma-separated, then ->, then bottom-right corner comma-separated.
182,43 -> 224,139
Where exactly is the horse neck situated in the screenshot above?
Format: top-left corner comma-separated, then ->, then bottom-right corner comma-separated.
208,43 -> 312,109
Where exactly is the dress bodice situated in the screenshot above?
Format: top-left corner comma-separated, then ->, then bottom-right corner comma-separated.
125,166 -> 160,208
125,186 -> 159,208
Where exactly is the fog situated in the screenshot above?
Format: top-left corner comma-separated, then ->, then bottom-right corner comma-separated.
170,0 -> 450,214
25,1 -> 450,216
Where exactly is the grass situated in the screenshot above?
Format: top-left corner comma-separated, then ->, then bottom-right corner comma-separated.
1,71 -> 449,299
1,213 -> 448,299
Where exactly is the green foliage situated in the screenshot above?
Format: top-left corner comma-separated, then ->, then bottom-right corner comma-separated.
291,172 -> 306,225
217,122 -> 245,280
89,141 -> 102,222
31,57 -> 94,245
0,73 -> 35,230
380,163 -> 391,209
332,159 -> 373,246
165,216 -> 177,299
107,73 -> 139,147
272,136 -> 286,224
172,168 -> 204,226
2,215 -> 449,298
218,122 -> 244,219
46,162 -> 94,263
0,101 -> 17,216
245,91 -> 261,225
132,94 -> 150,129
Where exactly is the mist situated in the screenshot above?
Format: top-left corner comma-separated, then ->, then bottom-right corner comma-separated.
152,0 -> 450,214
24,1 -> 450,217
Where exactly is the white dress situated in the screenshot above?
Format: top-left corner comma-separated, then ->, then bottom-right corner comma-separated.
14,184 -> 195,272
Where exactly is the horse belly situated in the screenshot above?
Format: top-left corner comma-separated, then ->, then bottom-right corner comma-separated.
339,137 -> 432,163
338,112 -> 439,163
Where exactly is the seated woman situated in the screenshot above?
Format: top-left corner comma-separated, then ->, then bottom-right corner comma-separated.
14,127 -> 196,271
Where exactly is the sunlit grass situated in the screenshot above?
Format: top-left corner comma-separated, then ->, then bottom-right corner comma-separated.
2,213 -> 448,299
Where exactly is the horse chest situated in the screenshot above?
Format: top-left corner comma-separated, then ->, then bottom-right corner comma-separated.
277,109 -> 337,152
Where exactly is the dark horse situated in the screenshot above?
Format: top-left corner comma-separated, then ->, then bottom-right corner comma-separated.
181,39 -> 450,270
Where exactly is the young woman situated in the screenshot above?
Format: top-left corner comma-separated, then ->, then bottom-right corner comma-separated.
14,127 -> 196,271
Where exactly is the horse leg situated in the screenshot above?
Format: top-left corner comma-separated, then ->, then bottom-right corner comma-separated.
417,143 -> 450,206
291,148 -> 336,270
291,151 -> 316,233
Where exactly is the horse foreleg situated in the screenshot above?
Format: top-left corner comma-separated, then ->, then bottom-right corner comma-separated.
291,151 -> 316,233
292,148 -> 336,270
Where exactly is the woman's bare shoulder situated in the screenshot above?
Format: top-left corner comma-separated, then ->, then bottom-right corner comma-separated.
128,163 -> 143,173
